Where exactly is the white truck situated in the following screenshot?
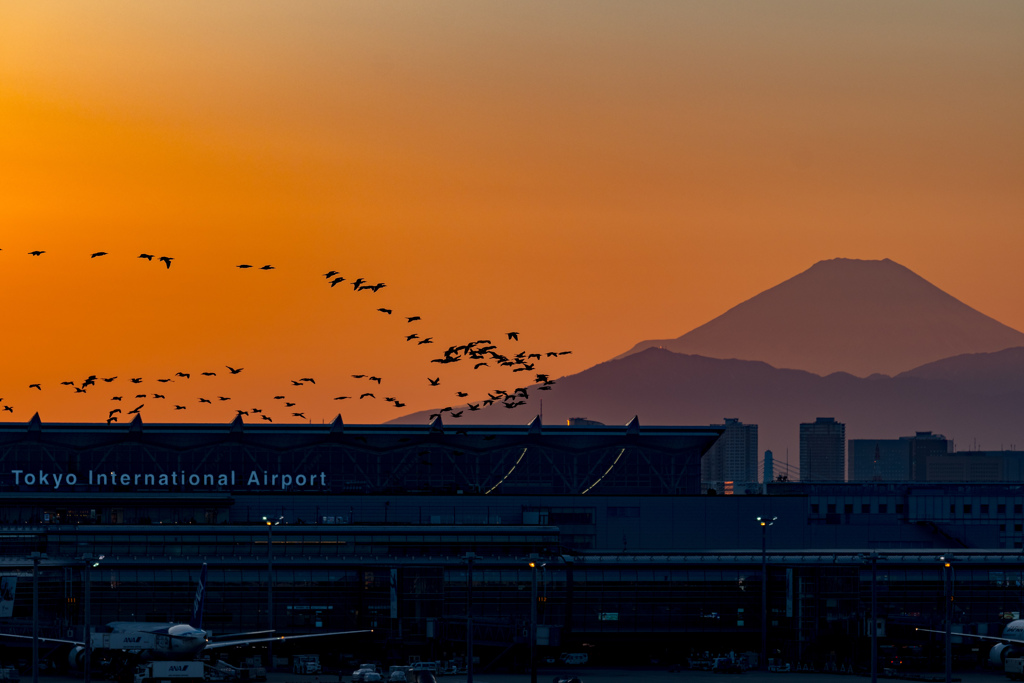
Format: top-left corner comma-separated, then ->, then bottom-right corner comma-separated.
134,661 -> 204,683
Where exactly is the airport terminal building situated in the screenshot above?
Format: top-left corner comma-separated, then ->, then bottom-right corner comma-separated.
3,415 -> 1024,672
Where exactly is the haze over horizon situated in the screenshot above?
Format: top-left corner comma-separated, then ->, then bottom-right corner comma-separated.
2,2 -> 1022,425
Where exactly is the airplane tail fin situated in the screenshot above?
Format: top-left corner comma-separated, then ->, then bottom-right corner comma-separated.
190,563 -> 208,630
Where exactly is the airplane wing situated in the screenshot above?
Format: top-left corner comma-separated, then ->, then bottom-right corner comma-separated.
916,627 -> 1024,644
0,633 -> 85,646
204,629 -> 371,650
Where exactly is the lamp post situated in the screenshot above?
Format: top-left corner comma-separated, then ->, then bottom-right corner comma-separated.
529,561 -> 538,683
263,516 -> 282,668
757,516 -> 776,670
941,556 -> 954,683
30,552 -> 45,683
465,552 -> 477,683
81,554 -> 104,683
870,553 -> 878,683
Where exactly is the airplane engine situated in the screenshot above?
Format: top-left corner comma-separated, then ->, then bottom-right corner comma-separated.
68,646 -> 86,669
991,642 -> 1016,667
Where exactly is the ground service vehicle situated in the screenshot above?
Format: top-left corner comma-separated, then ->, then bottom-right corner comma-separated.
134,661 -> 205,683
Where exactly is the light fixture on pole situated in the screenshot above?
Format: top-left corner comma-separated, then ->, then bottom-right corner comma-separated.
529,560 -> 539,683
756,516 -> 776,670
81,553 -> 104,683
941,556 -> 954,683
262,516 -> 283,668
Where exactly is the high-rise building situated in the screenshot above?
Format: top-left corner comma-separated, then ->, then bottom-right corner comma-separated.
849,432 -> 950,481
800,417 -> 846,481
702,418 -> 758,486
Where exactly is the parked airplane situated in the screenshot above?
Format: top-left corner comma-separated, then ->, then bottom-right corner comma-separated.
0,564 -> 370,668
918,619 -> 1024,666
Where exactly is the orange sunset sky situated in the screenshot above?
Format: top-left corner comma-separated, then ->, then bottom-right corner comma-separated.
1,1 -> 1022,425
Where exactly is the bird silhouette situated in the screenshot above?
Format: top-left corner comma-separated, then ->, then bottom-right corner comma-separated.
285,402 -> 296,407
368,376 -> 382,384
157,378 -> 172,383
201,371 -> 217,376
252,408 -> 262,413
28,250 -> 45,256
237,264 -> 253,269
127,404 -> 143,414
138,253 -> 154,260
393,401 -> 406,407
378,308 -> 392,314
74,387 -> 87,394
351,374 -> 366,379
507,331 -> 519,341
359,393 -> 375,399
131,378 -> 143,384
456,391 -> 468,397
61,381 -> 75,386
351,278 -> 365,289
236,410 -> 248,416
334,396 -> 351,400
406,334 -> 419,341
174,405 -> 186,410
158,256 -> 173,268
111,396 -> 122,401
417,337 -> 433,345
175,372 -> 190,379
451,411 -> 463,418
323,270 -> 339,278
135,393 -> 146,398
106,416 -> 117,424
428,378 -> 440,386
291,380 -> 304,386
406,316 -> 421,322
261,414 -> 273,422
273,395 -> 285,399
329,276 -> 345,287
2,406 -> 12,413
198,398 -> 212,404
218,396 -> 231,401
109,409 -> 122,416
91,251 -> 108,258
474,362 -> 489,369
292,412 -> 306,419
153,394 -> 166,399
260,265 -> 274,270
299,377 -> 315,384
102,376 -> 117,382
468,404 -> 480,411
226,366 -> 243,374
29,384 -> 41,390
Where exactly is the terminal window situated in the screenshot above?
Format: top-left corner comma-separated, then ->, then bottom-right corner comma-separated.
1016,504 -> 1023,514
999,504 -> 1007,513
862,504 -> 871,514
878,504 -> 887,513
844,504 -> 853,514
982,504 -> 990,514
964,504 -> 972,514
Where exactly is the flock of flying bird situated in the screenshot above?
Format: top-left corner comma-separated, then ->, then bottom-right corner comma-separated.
1,249 -> 574,423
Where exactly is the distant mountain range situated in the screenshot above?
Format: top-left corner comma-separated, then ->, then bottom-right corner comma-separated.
392,258 -> 1024,467
393,346 -> 1024,464
617,258 -> 1024,377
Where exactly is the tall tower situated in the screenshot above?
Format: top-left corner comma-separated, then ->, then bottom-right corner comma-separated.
702,418 -> 759,487
799,417 -> 846,481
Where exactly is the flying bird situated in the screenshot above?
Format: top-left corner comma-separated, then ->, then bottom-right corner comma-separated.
218,396 -> 231,401
261,415 -> 273,422
102,376 -> 117,383
175,372 -> 190,379
291,380 -> 304,386
138,253 -> 154,260
135,394 -> 146,398
28,250 -> 45,256
285,402 -> 296,407
406,316 -> 421,322
29,384 -> 41,390
456,391 -> 468,397
174,405 -> 186,410
393,401 -> 405,408
158,256 -> 173,268
2,406 -> 12,413
474,362 -> 488,369
378,308 -> 392,314
428,378 -> 440,386
259,265 -> 274,270
351,278 -> 365,289
74,387 -> 87,393
61,381 -> 75,386
226,366 -> 243,374
507,332 -> 519,341
127,404 -> 143,414
368,376 -> 382,384
153,394 -> 166,399
201,372 -> 217,376
236,410 -> 248,416
334,396 -> 350,400
198,398 -> 212,404
358,392 -> 375,399
406,334 -> 419,341
351,374 -> 366,379
131,378 -> 143,384
329,276 -> 345,287
111,396 -> 122,401
273,395 -> 285,400
90,251 -> 108,258
106,417 -> 117,424
323,270 -> 339,278
157,378 -> 172,383
237,264 -> 253,269
417,338 -> 433,345
292,412 -> 306,419
299,377 -> 315,384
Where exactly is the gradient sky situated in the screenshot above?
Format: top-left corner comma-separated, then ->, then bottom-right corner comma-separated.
1,1 -> 1022,425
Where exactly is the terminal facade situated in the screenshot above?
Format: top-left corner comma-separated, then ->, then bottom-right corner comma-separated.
2,415 -> 1024,671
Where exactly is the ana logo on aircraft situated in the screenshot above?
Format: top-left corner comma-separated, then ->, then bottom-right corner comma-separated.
124,637 -> 141,643
169,666 -> 188,672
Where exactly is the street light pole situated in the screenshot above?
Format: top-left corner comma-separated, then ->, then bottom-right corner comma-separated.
465,553 -> 476,683
757,516 -> 776,670
31,552 -> 43,683
530,562 -> 538,683
942,557 -> 953,683
870,553 -> 878,683
263,516 -> 281,669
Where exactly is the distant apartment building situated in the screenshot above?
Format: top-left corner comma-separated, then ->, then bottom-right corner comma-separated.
701,418 -> 758,489
848,432 -> 950,481
800,417 -> 845,481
